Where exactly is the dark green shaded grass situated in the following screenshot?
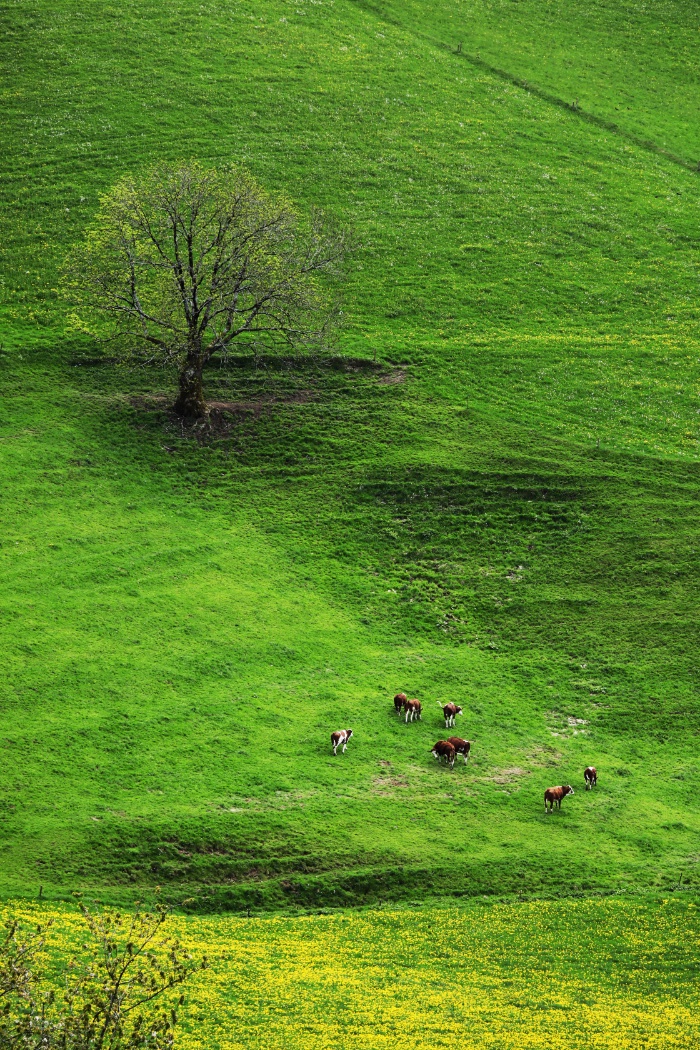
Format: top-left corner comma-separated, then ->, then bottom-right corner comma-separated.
1,0 -> 699,908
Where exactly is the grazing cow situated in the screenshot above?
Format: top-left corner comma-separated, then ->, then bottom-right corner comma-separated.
544,785 -> 574,813
431,740 -> 456,769
447,737 -> 471,764
404,698 -> 422,723
331,729 -> 353,755
584,766 -> 597,790
393,692 -> 408,716
437,702 -> 463,728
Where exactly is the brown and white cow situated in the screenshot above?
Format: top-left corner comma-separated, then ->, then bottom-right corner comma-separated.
438,702 -> 463,728
431,740 -> 456,769
393,692 -> 408,716
331,729 -> 353,755
584,766 -> 597,790
544,785 -> 574,813
447,737 -> 471,764
404,698 -> 422,723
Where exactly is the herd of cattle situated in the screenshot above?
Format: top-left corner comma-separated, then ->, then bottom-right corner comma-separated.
330,692 -> 599,814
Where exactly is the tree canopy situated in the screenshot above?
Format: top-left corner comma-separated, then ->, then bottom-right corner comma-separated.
64,162 -> 348,418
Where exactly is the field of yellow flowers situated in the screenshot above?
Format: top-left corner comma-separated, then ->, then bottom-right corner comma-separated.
4,897 -> 698,1049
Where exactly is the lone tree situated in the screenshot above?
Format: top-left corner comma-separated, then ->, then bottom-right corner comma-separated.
64,162 -> 348,418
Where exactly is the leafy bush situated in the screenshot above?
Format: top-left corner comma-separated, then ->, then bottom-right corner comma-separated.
0,903 -> 205,1050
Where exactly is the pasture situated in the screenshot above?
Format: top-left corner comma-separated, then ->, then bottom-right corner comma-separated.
1,0 -> 700,914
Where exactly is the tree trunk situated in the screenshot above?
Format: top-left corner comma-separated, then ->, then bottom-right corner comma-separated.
174,359 -> 208,419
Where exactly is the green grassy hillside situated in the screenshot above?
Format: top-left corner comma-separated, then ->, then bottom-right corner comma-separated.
1,0 -> 699,909
360,0 -> 700,165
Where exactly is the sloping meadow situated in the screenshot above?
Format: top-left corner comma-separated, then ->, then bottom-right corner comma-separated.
0,0 -> 699,904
